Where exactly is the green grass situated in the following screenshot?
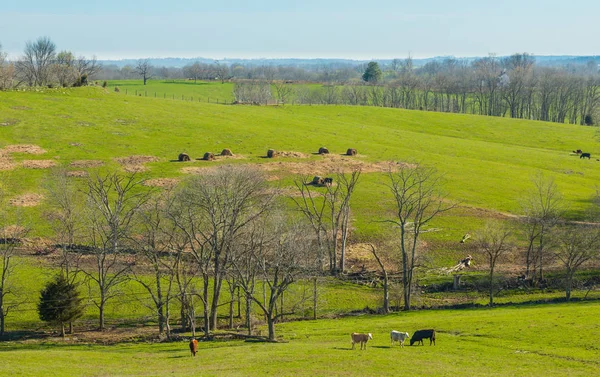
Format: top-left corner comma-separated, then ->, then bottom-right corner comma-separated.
2,85 -> 598,241
1,301 -> 598,376
106,79 -> 235,103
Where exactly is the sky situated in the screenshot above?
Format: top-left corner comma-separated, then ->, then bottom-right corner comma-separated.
1,0 -> 599,60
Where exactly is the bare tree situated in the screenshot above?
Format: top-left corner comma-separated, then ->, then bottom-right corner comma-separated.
554,226 -> 600,301
44,169 -> 86,333
386,164 -> 457,310
213,63 -> 230,83
15,36 -> 56,86
83,172 -> 151,330
0,183 -> 29,337
233,215 -> 314,341
53,51 -> 78,87
475,222 -> 513,306
273,81 -> 294,104
74,55 -> 101,81
368,243 -> 390,313
0,43 -> 14,90
131,192 -> 179,338
171,166 -> 275,335
135,59 -> 153,85
519,173 -> 564,283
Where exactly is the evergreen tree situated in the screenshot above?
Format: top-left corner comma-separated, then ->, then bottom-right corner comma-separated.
38,275 -> 84,337
362,62 -> 382,83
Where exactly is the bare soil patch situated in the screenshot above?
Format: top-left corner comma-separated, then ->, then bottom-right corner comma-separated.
2,144 -> 47,155
9,193 -> 44,207
0,118 -> 20,126
0,156 -> 15,171
258,157 -> 408,176
277,151 -> 310,158
67,170 -> 89,178
143,178 -> 180,188
10,106 -> 32,110
345,243 -> 396,272
21,160 -> 57,169
70,160 -> 104,168
116,155 -> 159,173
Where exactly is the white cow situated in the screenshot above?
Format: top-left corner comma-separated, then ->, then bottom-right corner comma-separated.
390,330 -> 410,347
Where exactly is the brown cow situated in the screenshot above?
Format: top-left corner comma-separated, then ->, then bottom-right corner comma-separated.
189,338 -> 199,356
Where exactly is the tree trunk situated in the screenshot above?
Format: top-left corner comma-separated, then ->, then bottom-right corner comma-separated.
489,268 -> 495,306
1,311 -> 5,337
61,323 -> 66,338
313,277 -> 318,320
267,314 -> 276,341
246,294 -> 252,336
382,271 -> 389,314
99,300 -> 105,331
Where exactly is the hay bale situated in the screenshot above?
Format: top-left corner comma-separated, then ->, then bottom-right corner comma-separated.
203,152 -> 215,161
267,149 -> 278,158
312,176 -> 324,186
346,148 -> 357,156
221,148 -> 233,156
178,153 -> 191,162
318,147 -> 330,155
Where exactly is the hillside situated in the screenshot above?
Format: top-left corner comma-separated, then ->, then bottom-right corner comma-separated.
1,86 -> 598,231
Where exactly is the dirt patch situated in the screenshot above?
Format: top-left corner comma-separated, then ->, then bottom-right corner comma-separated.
0,155 -> 15,171
143,178 -> 181,188
258,157 -> 408,176
9,193 -> 44,207
2,144 -> 47,155
21,160 -> 57,169
10,106 -> 32,111
67,171 -> 89,178
277,151 -> 310,158
116,155 -> 159,173
77,121 -> 95,127
57,114 -> 72,119
0,119 -> 20,126
345,243 -> 397,272
70,160 -> 104,168
180,166 -> 220,175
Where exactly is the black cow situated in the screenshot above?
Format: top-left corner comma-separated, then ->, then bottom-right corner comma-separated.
580,153 -> 591,159
410,329 -> 436,346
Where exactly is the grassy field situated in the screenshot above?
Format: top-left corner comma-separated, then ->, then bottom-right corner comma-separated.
106,79 -> 235,103
1,301 -> 598,376
1,85 -> 598,236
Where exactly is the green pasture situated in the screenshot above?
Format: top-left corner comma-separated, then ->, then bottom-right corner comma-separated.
106,80 -> 235,103
1,301 -> 599,376
1,86 -> 598,237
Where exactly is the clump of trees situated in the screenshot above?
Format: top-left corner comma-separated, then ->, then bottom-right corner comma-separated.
0,36 -> 100,89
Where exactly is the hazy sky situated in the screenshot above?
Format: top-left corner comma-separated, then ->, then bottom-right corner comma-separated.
1,0 -> 598,60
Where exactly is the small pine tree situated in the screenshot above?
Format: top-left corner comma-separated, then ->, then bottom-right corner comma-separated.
584,114 -> 594,126
362,62 -> 382,83
38,275 -> 85,337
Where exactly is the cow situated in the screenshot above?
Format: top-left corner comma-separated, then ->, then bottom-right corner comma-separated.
324,177 -> 333,186
410,329 -> 436,346
351,333 -> 373,350
581,153 -> 591,159
189,338 -> 199,356
390,330 -> 410,347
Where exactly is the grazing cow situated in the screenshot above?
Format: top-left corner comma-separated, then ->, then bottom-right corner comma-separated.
573,149 -> 583,154
581,153 -> 591,159
390,330 -> 410,347
324,177 -> 333,186
351,333 -> 373,350
189,338 -> 199,356
410,329 -> 436,346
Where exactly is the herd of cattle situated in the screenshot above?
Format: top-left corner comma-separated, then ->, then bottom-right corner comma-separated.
188,329 -> 436,355
351,329 -> 436,350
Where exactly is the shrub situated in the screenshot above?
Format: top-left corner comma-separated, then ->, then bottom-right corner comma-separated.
584,114 -> 594,126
